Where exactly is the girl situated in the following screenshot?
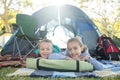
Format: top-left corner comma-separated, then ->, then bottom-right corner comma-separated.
49,37 -> 109,70
66,37 -> 112,70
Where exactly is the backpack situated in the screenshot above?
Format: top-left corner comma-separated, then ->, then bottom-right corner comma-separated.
95,35 -> 120,60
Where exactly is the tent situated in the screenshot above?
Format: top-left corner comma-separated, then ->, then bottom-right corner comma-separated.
1,4 -> 101,57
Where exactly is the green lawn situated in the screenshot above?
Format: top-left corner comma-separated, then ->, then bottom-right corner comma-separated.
0,67 -> 120,80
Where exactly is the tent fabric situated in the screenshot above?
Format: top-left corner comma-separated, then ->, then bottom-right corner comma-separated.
32,5 -> 95,26
1,4 -> 100,57
31,4 -> 101,55
1,27 -> 19,56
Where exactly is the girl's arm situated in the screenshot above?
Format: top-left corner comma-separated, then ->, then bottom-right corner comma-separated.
87,57 -> 105,70
81,48 -> 105,70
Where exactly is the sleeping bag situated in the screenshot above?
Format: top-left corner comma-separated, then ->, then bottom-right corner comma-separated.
26,58 -> 93,72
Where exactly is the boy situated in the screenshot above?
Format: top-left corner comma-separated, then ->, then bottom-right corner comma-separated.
39,39 -> 53,59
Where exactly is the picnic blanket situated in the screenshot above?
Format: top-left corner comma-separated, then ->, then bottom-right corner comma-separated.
7,60 -> 120,78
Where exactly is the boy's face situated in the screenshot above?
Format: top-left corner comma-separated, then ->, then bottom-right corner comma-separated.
67,41 -> 83,60
39,42 -> 53,59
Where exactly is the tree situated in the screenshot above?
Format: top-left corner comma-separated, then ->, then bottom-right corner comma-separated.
78,0 -> 120,38
91,0 -> 120,38
0,0 -> 32,33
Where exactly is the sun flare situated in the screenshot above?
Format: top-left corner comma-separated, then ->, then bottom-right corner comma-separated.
32,0 -> 77,7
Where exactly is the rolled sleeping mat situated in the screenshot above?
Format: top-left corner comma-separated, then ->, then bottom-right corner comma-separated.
26,58 -> 93,72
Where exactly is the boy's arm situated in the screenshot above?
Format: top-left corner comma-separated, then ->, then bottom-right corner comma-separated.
48,53 -> 67,60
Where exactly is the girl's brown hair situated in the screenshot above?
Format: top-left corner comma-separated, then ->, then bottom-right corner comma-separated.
67,37 -> 86,53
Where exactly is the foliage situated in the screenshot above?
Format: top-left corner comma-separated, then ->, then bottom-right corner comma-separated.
78,0 -> 120,38
0,28 -> 5,35
0,67 -> 120,80
93,17 -> 120,38
113,19 -> 120,38
91,1 -> 120,38
113,36 -> 120,49
0,21 -> 5,35
0,0 -> 33,33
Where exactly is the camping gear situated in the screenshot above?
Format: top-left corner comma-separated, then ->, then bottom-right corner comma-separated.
0,55 -> 25,67
1,25 -> 20,56
26,58 -> 93,72
95,35 -> 120,60
1,4 -> 100,57
32,4 -> 100,54
1,14 -> 39,58
7,60 -> 120,78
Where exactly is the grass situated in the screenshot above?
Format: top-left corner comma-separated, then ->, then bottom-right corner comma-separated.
0,67 -> 120,80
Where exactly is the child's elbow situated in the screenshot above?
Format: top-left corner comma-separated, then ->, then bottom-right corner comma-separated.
94,66 -> 104,71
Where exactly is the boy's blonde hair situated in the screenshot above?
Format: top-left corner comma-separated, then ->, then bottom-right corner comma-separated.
67,37 -> 86,53
39,39 -> 53,48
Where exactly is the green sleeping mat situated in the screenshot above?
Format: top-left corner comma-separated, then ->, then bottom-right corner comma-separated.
26,58 -> 93,72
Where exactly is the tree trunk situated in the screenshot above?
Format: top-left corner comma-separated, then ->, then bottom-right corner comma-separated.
1,3 -> 12,33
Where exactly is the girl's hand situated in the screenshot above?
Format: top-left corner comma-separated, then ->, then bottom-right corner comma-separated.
80,55 -> 90,61
66,57 -> 73,60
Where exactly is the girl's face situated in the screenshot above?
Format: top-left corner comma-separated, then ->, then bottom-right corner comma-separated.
67,41 -> 83,60
39,42 -> 53,59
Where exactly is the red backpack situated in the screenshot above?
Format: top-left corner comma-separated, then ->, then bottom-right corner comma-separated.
95,35 -> 120,60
